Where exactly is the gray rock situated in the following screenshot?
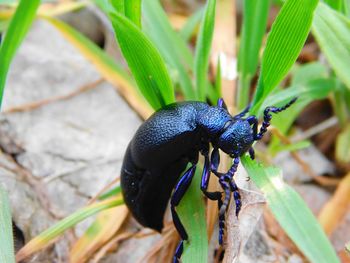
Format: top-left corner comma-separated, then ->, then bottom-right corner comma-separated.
1,19 -> 142,261
274,144 -> 335,183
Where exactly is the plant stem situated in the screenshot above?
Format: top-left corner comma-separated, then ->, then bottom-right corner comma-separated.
236,74 -> 251,110
332,81 -> 348,128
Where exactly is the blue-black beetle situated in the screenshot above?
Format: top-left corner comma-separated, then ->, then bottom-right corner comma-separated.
121,98 -> 296,262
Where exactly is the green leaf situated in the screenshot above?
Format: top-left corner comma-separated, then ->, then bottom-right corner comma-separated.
143,0 -> 195,100
291,62 -> 328,86
336,124 -> 350,164
16,197 -> 123,262
241,156 -> 340,263
124,0 -> 141,28
262,62 -> 333,142
177,168 -> 208,263
194,0 -> 216,101
0,19 -> 10,32
37,1 -> 88,17
110,12 -> 175,110
263,78 -> 334,111
237,0 -> 270,109
332,80 -> 349,127
0,0 -> 16,5
93,0 -> 115,14
214,57 -> 222,97
0,0 -> 40,108
265,76 -> 333,155
0,186 -> 15,263
312,3 -> 350,90
323,0 -> 345,12
109,0 -> 124,13
270,140 -> 311,154
179,7 -> 204,42
263,78 -> 334,134
98,185 -> 122,200
108,0 -> 141,27
251,0 -> 318,115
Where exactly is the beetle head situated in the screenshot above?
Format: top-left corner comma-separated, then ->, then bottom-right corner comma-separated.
217,120 -> 254,157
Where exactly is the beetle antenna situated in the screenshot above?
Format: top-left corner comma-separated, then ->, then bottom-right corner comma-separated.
255,97 -> 297,140
217,98 -> 228,110
233,103 -> 251,120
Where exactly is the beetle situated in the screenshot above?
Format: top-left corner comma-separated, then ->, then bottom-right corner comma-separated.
121,98 -> 297,262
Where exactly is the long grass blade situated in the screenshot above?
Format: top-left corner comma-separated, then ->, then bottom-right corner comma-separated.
0,0 -> 40,108
124,0 -> 141,28
241,156 -> 340,263
177,168 -> 208,263
70,205 -> 128,263
237,0 -> 270,109
110,12 -> 175,110
264,78 -> 334,135
335,124 -> 350,164
143,0 -> 195,100
38,1 -> 88,17
109,0 -> 124,13
312,3 -> 350,90
16,197 -> 123,262
0,18 -> 10,32
194,0 -> 216,101
0,186 -> 14,263
251,0 -> 318,115
323,0 -> 345,12
179,7 -> 204,42
93,0 -> 114,14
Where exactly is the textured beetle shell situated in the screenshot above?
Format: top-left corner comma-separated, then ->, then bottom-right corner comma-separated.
121,102 -> 210,231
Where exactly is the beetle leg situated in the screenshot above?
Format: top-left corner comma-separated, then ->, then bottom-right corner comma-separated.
171,164 -> 197,263
219,157 -> 240,215
218,158 -> 240,215
218,179 -> 231,245
218,198 -> 225,245
229,180 -> 242,216
201,151 -> 229,246
217,98 -> 228,110
216,157 -> 240,244
210,148 -> 220,177
248,147 -> 255,160
246,115 -> 258,139
201,153 -> 222,200
173,241 -> 183,263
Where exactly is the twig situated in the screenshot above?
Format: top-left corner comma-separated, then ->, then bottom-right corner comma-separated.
141,224 -> 177,263
0,149 -> 64,219
270,128 -> 340,186
291,116 -> 338,142
91,231 -> 136,263
87,177 -> 120,205
3,78 -> 104,114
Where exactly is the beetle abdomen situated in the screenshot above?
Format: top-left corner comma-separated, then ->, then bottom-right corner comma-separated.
121,102 -> 210,231
121,144 -> 189,231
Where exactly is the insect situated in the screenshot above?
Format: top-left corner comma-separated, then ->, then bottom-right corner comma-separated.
121,98 -> 297,262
